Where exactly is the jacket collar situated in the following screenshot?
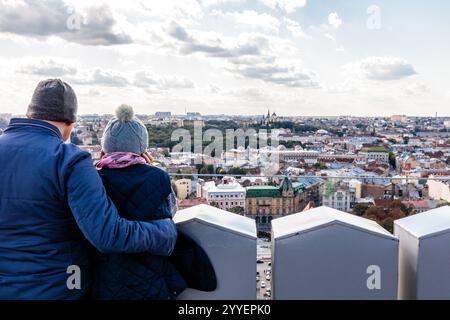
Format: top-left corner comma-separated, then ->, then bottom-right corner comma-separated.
6,118 -> 63,140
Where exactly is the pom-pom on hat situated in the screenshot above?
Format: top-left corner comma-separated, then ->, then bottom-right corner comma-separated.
115,104 -> 134,122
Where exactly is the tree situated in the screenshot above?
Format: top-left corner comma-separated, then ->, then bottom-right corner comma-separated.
437,201 -> 450,208
229,207 -> 245,215
356,123 -> 367,130
216,167 -> 226,175
196,162 -> 205,172
360,202 -> 410,232
381,217 -> 395,233
313,162 -> 327,170
389,207 -> 406,220
353,203 -> 370,217
388,152 -> 396,169
215,167 -> 226,180
280,141 -> 304,149
210,202 -> 220,208
390,200 -> 412,216
227,167 -> 247,176
323,181 -> 335,197
198,164 -> 215,176
363,206 -> 385,221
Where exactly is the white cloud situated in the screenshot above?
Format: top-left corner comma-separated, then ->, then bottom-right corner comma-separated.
70,0 -> 204,23
201,0 -> 246,6
328,12 -> 342,29
403,83 -> 430,96
136,0 -> 204,25
0,0 -> 446,117
232,87 -> 270,100
283,18 -> 305,38
134,71 -> 195,90
259,0 -> 307,13
167,21 -> 269,58
16,57 -> 78,77
79,88 -> 102,97
166,22 -> 319,88
326,79 -> 358,94
230,59 -> 320,88
216,10 -> 281,34
209,84 -> 221,93
343,57 -> 417,81
71,68 -> 130,87
0,0 -> 132,46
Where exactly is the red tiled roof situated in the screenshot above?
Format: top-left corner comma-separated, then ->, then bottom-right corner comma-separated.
178,198 -> 208,207
402,200 -> 430,209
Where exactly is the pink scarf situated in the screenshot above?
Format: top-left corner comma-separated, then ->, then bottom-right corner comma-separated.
96,152 -> 147,170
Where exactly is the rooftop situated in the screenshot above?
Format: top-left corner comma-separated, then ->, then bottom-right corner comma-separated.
246,186 -> 280,198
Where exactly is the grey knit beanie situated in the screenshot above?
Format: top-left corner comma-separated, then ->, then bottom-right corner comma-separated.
102,105 -> 149,155
27,79 -> 78,123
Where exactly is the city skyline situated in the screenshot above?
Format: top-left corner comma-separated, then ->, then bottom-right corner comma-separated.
1,0 -> 450,117
4,111 -> 450,118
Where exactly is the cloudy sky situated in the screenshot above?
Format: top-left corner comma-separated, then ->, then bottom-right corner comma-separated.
0,0 -> 449,116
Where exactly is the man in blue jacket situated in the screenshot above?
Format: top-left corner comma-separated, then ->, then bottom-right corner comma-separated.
0,79 -> 177,299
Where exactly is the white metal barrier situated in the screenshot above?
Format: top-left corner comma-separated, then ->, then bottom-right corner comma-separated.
395,206 -> 450,300
171,204 -> 450,300
174,204 -> 257,300
271,206 -> 399,300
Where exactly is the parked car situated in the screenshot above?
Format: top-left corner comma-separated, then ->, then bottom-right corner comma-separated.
257,259 -> 264,264
260,281 -> 266,288
266,275 -> 271,281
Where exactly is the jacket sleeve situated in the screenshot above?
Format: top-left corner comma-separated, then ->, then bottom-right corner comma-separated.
157,189 -> 178,219
65,155 -> 177,256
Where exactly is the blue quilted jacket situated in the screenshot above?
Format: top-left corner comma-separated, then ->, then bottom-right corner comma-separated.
92,164 -> 188,300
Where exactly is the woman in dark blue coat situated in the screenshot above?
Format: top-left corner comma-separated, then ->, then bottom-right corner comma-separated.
92,105 -> 216,300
